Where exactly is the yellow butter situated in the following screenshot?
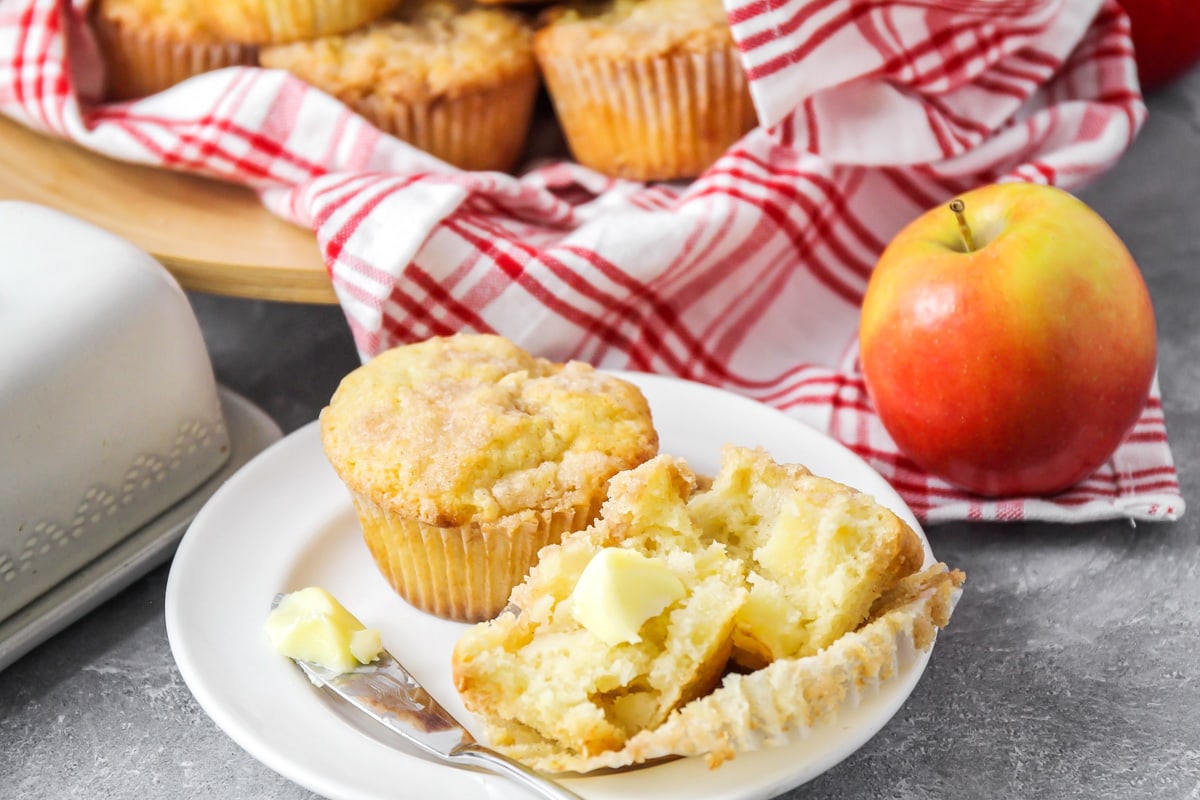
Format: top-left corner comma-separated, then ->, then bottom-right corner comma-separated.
571,547 -> 686,645
264,587 -> 383,673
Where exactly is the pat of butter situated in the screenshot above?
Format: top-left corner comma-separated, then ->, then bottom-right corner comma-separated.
572,548 -> 686,646
264,587 -> 383,673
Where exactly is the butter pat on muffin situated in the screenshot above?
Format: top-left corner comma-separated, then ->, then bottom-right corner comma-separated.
260,0 -> 539,172
453,455 -> 747,758
319,334 -> 658,622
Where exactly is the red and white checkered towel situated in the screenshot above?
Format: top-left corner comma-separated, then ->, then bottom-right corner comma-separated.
0,0 -> 1184,523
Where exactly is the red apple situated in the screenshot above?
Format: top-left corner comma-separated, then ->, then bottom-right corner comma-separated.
858,182 -> 1157,497
1122,0 -> 1200,92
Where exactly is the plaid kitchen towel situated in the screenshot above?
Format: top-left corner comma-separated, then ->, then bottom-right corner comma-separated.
0,0 -> 1184,523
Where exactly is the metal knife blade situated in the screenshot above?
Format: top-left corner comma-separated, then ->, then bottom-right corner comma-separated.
274,597 -> 584,800
292,652 -> 476,761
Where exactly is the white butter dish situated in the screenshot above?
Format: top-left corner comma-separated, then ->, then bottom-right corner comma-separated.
0,201 -> 230,624
0,386 -> 281,672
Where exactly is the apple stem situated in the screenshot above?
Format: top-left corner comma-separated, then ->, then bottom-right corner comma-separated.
949,198 -> 976,253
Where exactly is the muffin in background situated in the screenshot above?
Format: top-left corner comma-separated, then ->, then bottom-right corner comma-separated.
534,0 -> 757,181
319,334 -> 659,622
259,0 -> 539,172
92,0 -> 258,100
191,0 -> 402,44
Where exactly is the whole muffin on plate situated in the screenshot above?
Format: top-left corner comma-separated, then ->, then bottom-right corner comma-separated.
259,0 -> 539,172
191,0 -> 402,44
92,0 -> 258,100
319,334 -> 659,622
534,0 -> 757,181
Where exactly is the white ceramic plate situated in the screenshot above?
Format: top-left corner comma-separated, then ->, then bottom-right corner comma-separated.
166,372 -> 937,800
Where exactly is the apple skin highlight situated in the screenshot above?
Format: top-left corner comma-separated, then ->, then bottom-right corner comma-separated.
859,182 -> 1157,498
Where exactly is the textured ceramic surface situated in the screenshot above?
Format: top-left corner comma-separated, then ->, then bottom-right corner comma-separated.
0,203 -> 229,624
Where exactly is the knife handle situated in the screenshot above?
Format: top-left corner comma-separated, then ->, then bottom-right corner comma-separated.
450,742 -> 587,800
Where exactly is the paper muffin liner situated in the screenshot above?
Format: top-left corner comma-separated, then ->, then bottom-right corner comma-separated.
536,43 -> 757,181
351,491 -> 603,623
487,563 -> 964,773
353,71 -> 540,173
93,11 -> 257,101
193,0 -> 401,44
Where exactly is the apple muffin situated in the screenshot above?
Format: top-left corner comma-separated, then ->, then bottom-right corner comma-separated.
319,334 -> 658,622
533,0 -> 757,180
259,0 -> 539,172
453,446 -> 962,771
191,0 -> 401,44
92,0 -> 258,100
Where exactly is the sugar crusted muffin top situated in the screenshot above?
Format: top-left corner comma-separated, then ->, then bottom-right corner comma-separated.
319,334 -> 657,526
94,0 -> 212,39
259,0 -> 535,101
535,0 -> 734,59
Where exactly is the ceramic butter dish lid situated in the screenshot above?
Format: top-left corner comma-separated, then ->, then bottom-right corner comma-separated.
0,201 -> 230,624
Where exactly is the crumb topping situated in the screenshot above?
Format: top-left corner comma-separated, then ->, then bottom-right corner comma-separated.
535,0 -> 734,58
94,0 -> 211,38
320,334 -> 657,525
259,0 -> 535,101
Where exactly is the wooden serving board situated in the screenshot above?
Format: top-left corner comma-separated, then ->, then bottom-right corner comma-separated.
0,115 -> 336,304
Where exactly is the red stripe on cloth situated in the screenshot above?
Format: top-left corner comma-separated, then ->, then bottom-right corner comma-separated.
690,182 -> 865,305
104,116 -> 280,181
990,54 -> 1055,87
736,0 -> 841,54
927,91 -> 993,141
35,0 -> 65,134
329,267 -> 385,312
754,370 -> 847,407
872,18 -> 1049,90
729,149 -> 888,250
441,216 -> 641,356
742,2 -> 869,80
8,0 -> 35,118
802,96 -> 820,153
466,213 -> 651,313
309,173 -> 390,229
378,284 -> 460,340
90,110 -> 329,182
922,100 -> 961,160
559,222 -> 719,370
405,261 -> 499,336
323,182 -> 428,288
490,207 -> 766,383
468,203 -> 777,383
703,158 -> 880,281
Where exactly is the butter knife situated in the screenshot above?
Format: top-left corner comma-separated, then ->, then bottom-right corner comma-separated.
276,603 -> 584,800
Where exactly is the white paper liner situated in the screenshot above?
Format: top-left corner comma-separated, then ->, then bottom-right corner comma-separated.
92,10 -> 257,101
487,563 -> 963,773
353,71 -> 539,173
351,491 -> 603,623
537,43 -> 757,181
